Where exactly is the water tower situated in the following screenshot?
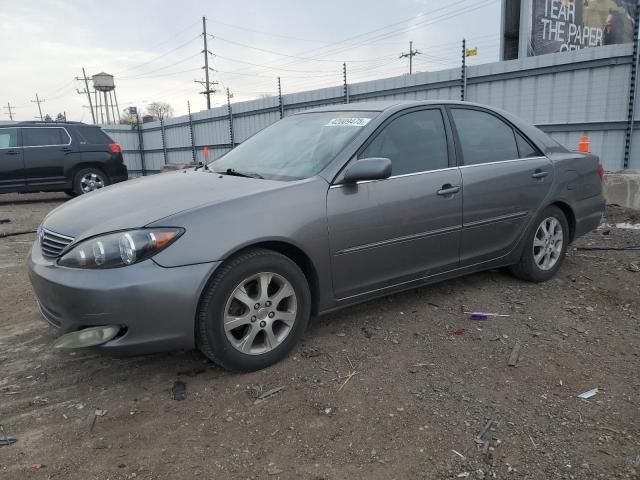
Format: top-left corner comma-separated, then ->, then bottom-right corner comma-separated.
92,72 -> 120,124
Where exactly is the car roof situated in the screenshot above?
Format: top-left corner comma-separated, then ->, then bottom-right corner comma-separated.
304,100 -> 489,113
0,121 -> 93,127
305,100 -> 569,155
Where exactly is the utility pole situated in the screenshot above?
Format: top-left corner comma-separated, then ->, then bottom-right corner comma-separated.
227,88 -> 235,148
343,62 -> 349,104
277,77 -> 284,119
76,68 -> 96,123
196,16 -> 217,110
399,41 -> 421,75
32,93 -> 44,120
461,38 -> 467,101
4,102 -> 15,120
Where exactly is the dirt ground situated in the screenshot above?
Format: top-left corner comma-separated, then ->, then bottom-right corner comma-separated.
0,192 -> 639,480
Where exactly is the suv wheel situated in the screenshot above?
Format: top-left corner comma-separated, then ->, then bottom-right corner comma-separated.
509,205 -> 569,282
197,249 -> 311,372
74,168 -> 109,195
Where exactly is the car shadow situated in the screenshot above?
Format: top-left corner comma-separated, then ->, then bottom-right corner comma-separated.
0,196 -> 68,207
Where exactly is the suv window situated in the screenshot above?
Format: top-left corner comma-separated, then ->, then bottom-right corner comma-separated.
450,108 -> 519,165
22,127 -> 69,147
75,126 -> 111,144
0,128 -> 18,149
359,109 -> 448,176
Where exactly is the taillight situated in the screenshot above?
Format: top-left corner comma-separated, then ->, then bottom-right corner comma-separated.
108,143 -> 122,153
597,161 -> 604,181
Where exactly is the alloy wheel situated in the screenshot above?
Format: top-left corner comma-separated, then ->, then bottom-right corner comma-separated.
80,172 -> 105,193
223,272 -> 297,355
532,216 -> 563,271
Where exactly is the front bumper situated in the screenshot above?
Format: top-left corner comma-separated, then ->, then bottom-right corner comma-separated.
28,243 -> 219,355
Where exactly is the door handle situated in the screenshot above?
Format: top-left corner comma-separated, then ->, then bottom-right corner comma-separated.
61,147 -> 72,152
532,169 -> 549,179
437,184 -> 460,196
6,150 -> 19,155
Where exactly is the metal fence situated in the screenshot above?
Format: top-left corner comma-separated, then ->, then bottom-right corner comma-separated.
103,43 -> 640,173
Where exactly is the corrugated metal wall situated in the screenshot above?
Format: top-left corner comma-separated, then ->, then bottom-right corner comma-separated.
103,44 -> 639,173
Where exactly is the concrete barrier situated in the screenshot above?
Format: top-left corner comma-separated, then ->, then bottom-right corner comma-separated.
603,171 -> 640,210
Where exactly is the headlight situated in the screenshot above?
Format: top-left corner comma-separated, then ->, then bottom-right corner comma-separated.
58,228 -> 184,269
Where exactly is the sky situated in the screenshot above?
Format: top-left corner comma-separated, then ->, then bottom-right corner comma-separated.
0,0 -> 502,122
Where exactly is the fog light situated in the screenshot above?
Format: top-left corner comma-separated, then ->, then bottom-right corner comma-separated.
53,325 -> 121,349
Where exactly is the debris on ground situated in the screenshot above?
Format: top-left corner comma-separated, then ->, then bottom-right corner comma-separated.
31,464 -> 45,470
577,388 -> 599,399
465,311 -> 510,320
254,386 -> 285,404
451,328 -> 467,336
475,420 -> 494,443
0,425 -> 16,447
89,408 -> 108,432
628,262 -> 640,273
171,380 -> 187,401
508,341 -> 522,367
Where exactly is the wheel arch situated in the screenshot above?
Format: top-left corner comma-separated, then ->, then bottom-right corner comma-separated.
68,162 -> 110,183
202,239 -> 321,316
548,200 -> 576,243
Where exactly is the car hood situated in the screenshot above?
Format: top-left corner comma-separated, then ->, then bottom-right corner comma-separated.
43,170 -> 286,240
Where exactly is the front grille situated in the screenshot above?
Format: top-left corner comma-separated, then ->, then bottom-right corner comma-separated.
40,228 -> 74,258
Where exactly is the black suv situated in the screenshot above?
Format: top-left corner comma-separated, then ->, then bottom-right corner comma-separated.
0,121 -> 128,196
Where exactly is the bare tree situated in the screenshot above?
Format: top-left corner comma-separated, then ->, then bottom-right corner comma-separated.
146,102 -> 174,121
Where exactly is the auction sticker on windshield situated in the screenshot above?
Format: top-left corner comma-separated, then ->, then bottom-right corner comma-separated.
325,118 -> 371,127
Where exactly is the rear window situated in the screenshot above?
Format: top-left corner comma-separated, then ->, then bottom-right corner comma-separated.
75,126 -> 112,144
22,127 -> 69,147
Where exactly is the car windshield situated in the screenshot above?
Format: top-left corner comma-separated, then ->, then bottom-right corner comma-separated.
209,111 -> 376,181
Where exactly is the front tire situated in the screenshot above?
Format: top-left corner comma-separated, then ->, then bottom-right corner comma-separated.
197,249 -> 311,372
509,205 -> 569,282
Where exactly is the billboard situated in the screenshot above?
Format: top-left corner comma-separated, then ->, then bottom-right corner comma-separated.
529,0 -> 636,56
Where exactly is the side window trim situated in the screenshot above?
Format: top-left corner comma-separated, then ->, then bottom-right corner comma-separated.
20,127 -> 72,148
446,105 -> 542,166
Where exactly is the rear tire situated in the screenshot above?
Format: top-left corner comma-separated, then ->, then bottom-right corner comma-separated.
509,205 -> 569,282
64,190 -> 77,198
73,168 -> 109,195
197,249 -> 311,372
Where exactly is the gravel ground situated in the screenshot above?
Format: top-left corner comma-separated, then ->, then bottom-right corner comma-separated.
0,192 -> 639,480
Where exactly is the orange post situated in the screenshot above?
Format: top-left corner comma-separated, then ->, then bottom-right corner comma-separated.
578,135 -> 590,153
203,146 -> 209,158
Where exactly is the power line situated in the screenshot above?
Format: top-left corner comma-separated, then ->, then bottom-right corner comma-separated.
212,0 -> 493,78
119,52 -> 201,80
114,34 -> 201,75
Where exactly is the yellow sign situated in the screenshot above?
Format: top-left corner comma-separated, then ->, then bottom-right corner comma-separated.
465,47 -> 478,57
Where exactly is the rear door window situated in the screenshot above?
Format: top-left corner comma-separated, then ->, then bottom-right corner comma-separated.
22,128 -> 69,147
0,128 -> 18,148
75,126 -> 112,144
450,108 -> 519,165
359,109 -> 449,176
515,131 -> 540,158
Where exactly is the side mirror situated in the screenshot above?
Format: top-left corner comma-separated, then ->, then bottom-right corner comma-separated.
343,157 -> 392,183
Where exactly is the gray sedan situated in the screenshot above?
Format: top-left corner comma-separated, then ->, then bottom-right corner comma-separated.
28,101 -> 605,371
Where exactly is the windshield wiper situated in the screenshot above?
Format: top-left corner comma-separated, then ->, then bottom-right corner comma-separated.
194,162 -> 210,171
223,168 -> 264,179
